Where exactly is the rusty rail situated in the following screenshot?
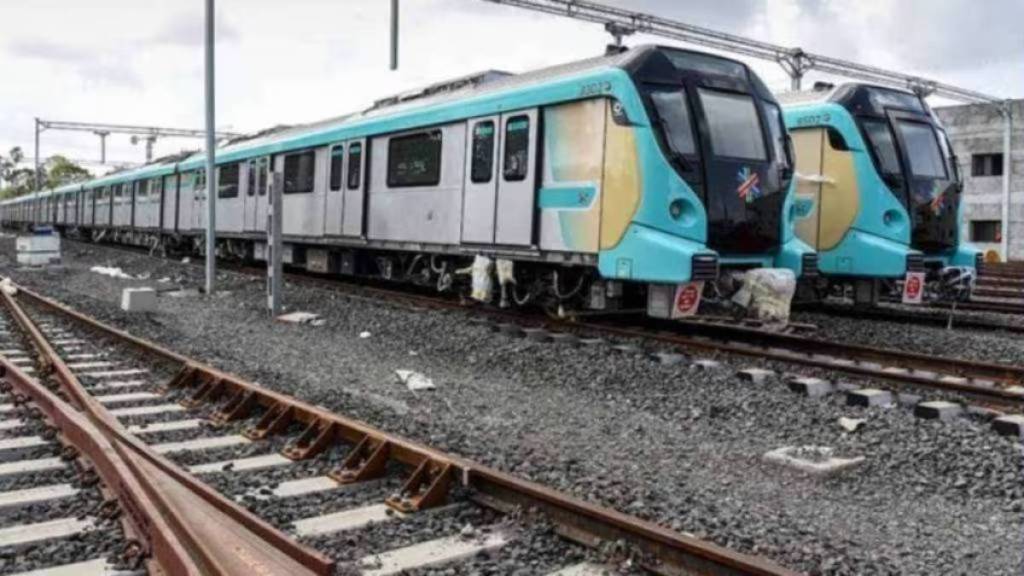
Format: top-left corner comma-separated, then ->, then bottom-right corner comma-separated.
0,350 -> 202,575
0,286 -> 332,576
7,282 -> 796,576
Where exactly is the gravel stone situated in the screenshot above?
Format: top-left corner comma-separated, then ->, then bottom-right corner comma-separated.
1,238 -> 1022,575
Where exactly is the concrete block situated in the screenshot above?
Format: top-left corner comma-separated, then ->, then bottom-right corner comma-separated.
16,235 -> 60,253
737,368 -> 775,384
690,359 -> 721,371
120,288 -> 156,313
16,252 -> 60,266
787,376 -> 833,398
914,401 -> 963,421
992,415 -> 1024,438
763,446 -> 865,477
846,388 -> 894,408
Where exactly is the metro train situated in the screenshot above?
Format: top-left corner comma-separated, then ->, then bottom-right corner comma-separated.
780,82 -> 980,304
1,45 -> 817,318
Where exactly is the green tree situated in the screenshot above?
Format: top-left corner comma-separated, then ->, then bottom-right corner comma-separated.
44,155 -> 92,187
0,148 -> 92,199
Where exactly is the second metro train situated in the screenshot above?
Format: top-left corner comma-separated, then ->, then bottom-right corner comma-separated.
780,82 -> 980,304
1,45 -> 817,318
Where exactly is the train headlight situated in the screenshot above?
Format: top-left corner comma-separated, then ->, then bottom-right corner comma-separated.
669,200 -> 684,220
883,209 -> 904,229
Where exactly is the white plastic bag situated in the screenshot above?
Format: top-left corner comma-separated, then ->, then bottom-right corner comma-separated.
469,255 -> 494,303
731,268 -> 796,325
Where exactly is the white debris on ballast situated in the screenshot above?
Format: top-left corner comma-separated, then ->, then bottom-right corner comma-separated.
277,311 -> 325,326
359,331 -> 372,339
838,417 -> 867,433
395,370 -> 435,391
90,266 -> 134,279
0,278 -> 17,296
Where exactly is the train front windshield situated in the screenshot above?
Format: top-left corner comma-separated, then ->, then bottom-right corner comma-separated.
635,47 -> 792,255
839,85 -> 962,252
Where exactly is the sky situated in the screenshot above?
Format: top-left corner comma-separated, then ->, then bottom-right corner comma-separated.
1,0 -> 1021,175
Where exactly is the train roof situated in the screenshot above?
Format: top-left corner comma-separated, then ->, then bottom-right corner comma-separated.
777,82 -> 926,113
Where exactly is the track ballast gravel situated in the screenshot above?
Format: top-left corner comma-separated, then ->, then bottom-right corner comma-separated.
1,238 -> 1022,575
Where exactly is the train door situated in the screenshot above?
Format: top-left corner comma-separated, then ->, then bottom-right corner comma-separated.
791,128 -> 824,249
341,140 -> 366,237
324,144 -> 344,236
791,127 -> 859,252
194,171 -> 207,230
461,116 -> 500,244
243,159 -> 258,232
494,110 -> 538,246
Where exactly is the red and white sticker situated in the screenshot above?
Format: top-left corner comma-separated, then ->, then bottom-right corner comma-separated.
672,282 -> 704,318
902,272 -> 925,304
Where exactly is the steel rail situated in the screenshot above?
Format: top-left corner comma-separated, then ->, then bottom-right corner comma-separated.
0,286 -> 332,576
8,281 -> 797,576
801,303 -> 1024,335
0,351 -> 203,575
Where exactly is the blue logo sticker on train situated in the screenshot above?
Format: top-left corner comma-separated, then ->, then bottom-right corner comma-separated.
736,167 -> 762,204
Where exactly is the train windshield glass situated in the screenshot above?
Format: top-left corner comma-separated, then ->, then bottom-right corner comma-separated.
861,120 -> 902,177
936,127 -> 960,183
895,120 -> 947,179
651,91 -> 697,156
697,88 -> 766,161
763,102 -> 791,169
664,50 -> 747,80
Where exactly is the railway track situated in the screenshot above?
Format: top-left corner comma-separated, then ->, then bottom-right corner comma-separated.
237,264 -> 1024,413
0,279 -> 795,576
800,303 -> 1024,335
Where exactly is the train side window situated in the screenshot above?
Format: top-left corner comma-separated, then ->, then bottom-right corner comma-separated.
651,91 -> 697,157
697,88 -> 766,161
284,151 -> 316,194
137,179 -> 149,198
218,163 -> 241,198
347,143 -> 363,190
329,145 -> 344,191
503,116 -> 530,181
861,120 -> 901,177
470,121 -> 496,183
388,131 -> 442,188
763,103 -> 791,169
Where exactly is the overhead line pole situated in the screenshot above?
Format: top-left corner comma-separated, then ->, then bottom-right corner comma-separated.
204,0 -> 216,295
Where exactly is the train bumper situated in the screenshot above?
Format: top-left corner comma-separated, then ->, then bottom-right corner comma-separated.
815,231 -> 916,278
925,244 -> 982,271
598,223 -> 715,283
773,236 -> 817,278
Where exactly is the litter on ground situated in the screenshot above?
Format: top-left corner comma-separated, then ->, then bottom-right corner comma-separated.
395,370 -> 436,391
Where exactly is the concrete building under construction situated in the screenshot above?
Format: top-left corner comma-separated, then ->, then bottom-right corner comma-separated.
936,100 -> 1022,261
